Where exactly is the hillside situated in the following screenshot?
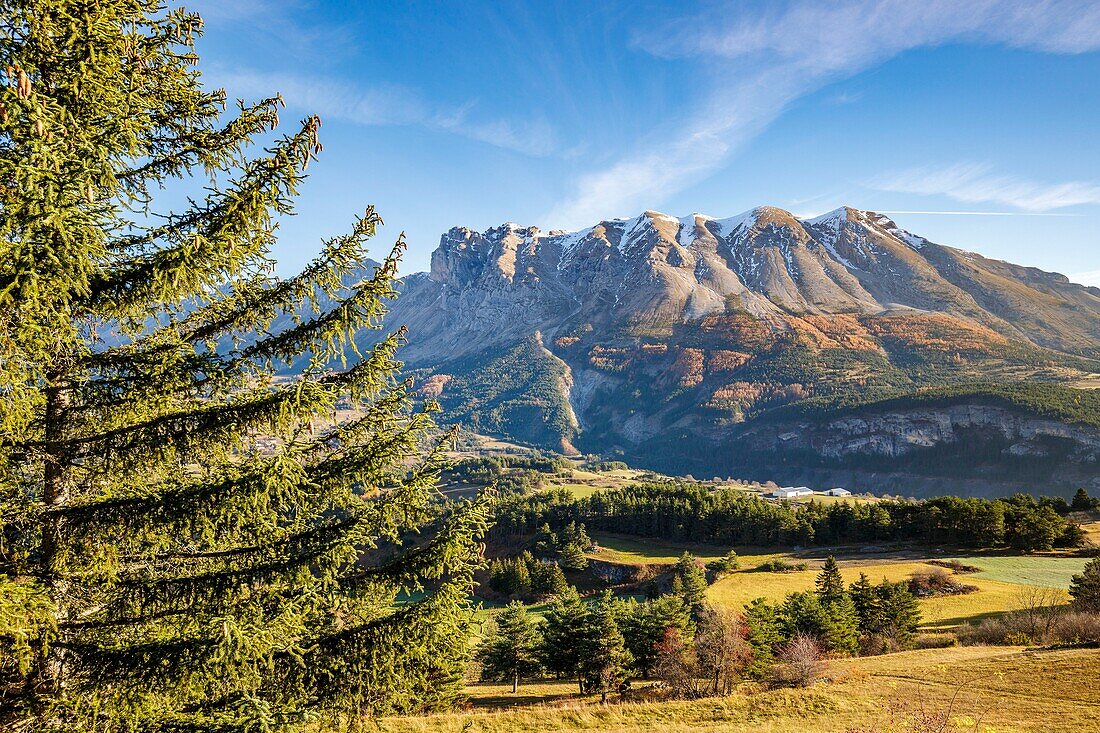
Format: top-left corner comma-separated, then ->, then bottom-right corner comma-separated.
367,206 -> 1100,496
380,646 -> 1100,733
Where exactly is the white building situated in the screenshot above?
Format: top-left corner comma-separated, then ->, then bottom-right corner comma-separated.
771,486 -> 814,499
821,487 -> 852,497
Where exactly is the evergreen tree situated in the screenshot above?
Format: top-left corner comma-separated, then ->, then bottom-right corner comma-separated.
778,590 -> 859,655
488,557 -> 531,596
875,581 -> 921,649
849,573 -> 881,633
619,594 -> 693,677
1070,557 -> 1100,613
529,559 -> 569,598
475,602 -> 543,693
579,592 -> 633,702
674,552 -> 708,612
1072,488 -> 1099,512
742,597 -> 782,680
539,587 -> 590,686
560,521 -> 592,549
821,595 -> 861,656
778,591 -> 831,643
559,541 -> 589,571
531,522 -> 559,557
815,556 -> 846,605
0,4 -> 487,730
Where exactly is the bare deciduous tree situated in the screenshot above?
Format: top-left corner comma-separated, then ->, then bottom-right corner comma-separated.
776,633 -> 823,687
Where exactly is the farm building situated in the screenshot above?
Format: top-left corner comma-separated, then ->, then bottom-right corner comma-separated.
771,486 -> 814,499
821,487 -> 852,497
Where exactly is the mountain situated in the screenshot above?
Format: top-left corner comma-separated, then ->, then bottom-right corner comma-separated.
369,206 -> 1100,496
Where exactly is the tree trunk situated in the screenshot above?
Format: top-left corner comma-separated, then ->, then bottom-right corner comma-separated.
512,672 -> 518,694
41,373 -> 69,580
41,369 -> 70,697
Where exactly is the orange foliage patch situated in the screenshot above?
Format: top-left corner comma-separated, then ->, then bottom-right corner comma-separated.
790,314 -> 881,351
671,347 -> 705,388
588,345 -> 633,372
554,336 -> 581,349
706,381 -> 811,412
862,314 -> 1009,352
697,313 -> 775,349
706,349 -> 752,373
416,374 -> 452,398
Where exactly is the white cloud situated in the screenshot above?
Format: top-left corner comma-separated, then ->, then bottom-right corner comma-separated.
871,164 -> 1100,211
210,68 -> 558,157
545,0 -> 1100,228
1070,270 -> 1100,288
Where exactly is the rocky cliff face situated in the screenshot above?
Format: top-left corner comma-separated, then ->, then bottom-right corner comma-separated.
717,400 -> 1100,497
361,206 -> 1100,495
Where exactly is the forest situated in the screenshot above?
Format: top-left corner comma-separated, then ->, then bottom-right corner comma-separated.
490,482 -> 1087,551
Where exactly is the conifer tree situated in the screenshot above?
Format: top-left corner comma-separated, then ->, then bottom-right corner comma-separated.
619,594 -> 693,677
539,587 -> 590,686
0,3 -> 486,730
529,559 -> 569,599
849,573 -> 880,633
1072,488 -> 1099,512
558,541 -> 589,571
1070,557 -> 1100,613
815,556 -> 846,605
742,597 -> 781,680
674,552 -> 708,613
579,592 -> 633,703
875,581 -> 921,649
475,602 -> 543,693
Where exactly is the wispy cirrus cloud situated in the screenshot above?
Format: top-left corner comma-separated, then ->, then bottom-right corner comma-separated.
875,209 -> 1083,217
211,68 -> 559,157
870,164 -> 1100,212
545,0 -> 1100,228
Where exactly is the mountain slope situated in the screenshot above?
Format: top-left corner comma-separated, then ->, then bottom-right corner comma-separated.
373,206 -> 1100,495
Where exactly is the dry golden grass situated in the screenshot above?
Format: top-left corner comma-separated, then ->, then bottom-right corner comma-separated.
373,647 -> 1100,733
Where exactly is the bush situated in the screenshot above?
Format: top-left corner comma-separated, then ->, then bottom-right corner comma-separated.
706,550 -> 741,579
773,634 -> 823,687
908,569 -> 978,597
912,632 -> 958,650
755,559 -> 808,573
927,559 -> 981,574
956,610 -> 1100,646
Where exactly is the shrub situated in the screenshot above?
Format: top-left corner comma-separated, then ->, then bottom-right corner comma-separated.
773,633 -> 823,687
927,559 -> 981,574
1052,610 -> 1100,644
912,632 -> 959,650
956,610 -> 1100,646
908,569 -> 978,597
755,559 -> 808,573
706,550 -> 741,578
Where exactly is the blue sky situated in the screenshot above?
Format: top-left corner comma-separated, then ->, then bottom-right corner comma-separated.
189,0 -> 1100,285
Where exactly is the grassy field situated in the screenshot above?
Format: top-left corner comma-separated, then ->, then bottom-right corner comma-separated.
587,534 -> 762,566
947,555 -> 1091,589
583,534 -> 1089,630
374,646 -> 1100,733
540,468 -> 653,498
705,561 -> 1053,630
